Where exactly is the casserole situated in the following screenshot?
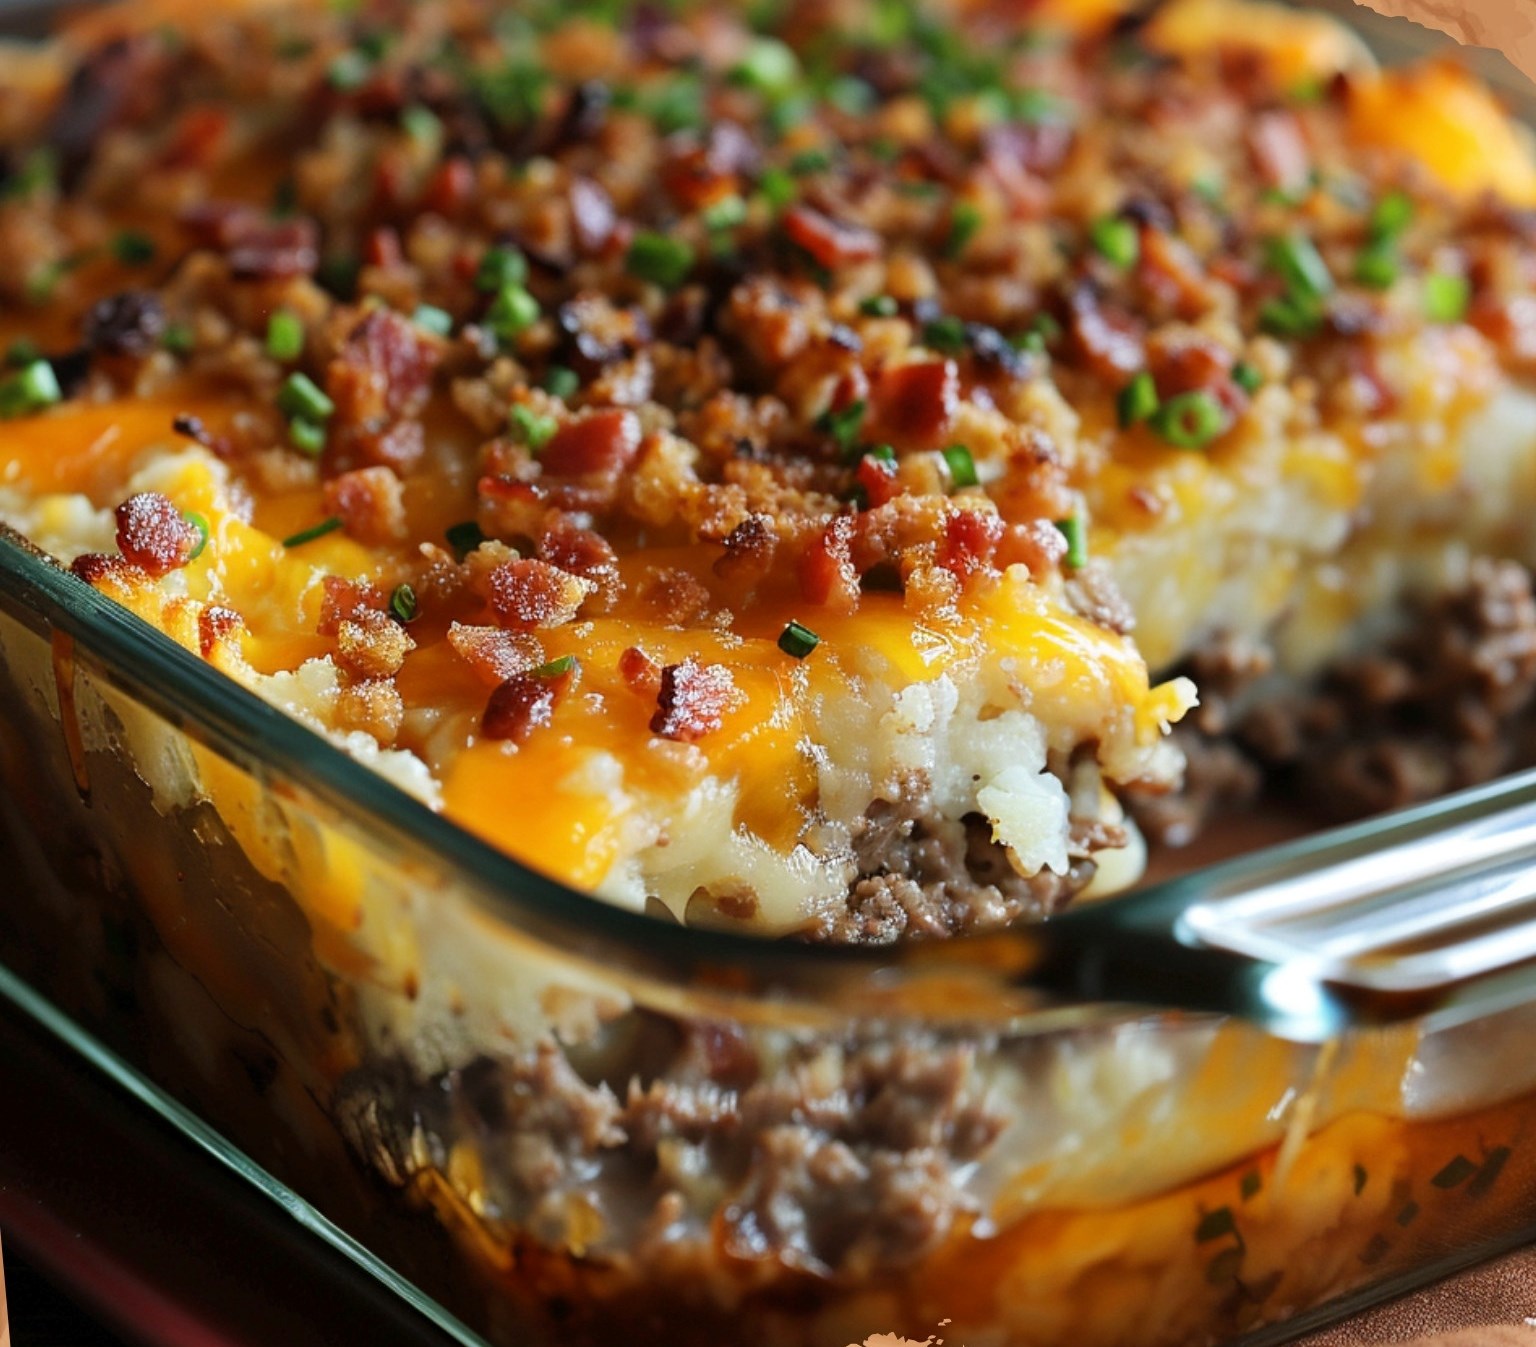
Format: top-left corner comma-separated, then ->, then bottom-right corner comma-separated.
3,0 -> 1536,1344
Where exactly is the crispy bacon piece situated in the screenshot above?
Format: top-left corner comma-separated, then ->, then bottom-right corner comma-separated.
640,567 -> 712,624
160,105 -> 229,170
317,575 -> 386,635
867,360 -> 958,450
619,645 -> 662,697
447,622 -> 543,686
486,558 -> 591,631
938,508 -> 1005,583
179,203 -> 319,280
1247,109 -> 1311,193
482,664 -> 576,743
423,156 -> 475,215
197,605 -> 244,659
540,409 -> 642,478
855,453 -> 901,510
329,309 -> 439,423
558,294 -> 650,371
1064,281 -> 1145,382
69,552 -> 145,589
538,521 -> 621,604
782,205 -> 881,270
335,610 -> 414,680
48,36 -> 156,184
84,291 -> 165,357
799,514 -> 860,611
996,519 -> 1070,577
323,466 -> 408,546
713,513 -> 778,584
650,658 -> 739,741
114,492 -> 198,576
336,678 -> 405,745
363,226 -> 403,269
1137,228 -> 1213,321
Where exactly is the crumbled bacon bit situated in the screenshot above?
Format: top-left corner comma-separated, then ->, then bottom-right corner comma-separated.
538,521 -> 621,605
713,513 -> 778,584
619,645 -> 662,696
423,156 -> 475,216
179,203 -> 319,280
323,466 -> 408,546
482,666 -> 575,743
114,492 -> 198,576
328,308 -> 440,424
640,566 -> 712,624
938,508 -> 1005,583
84,291 -> 165,357
335,610 -> 415,680
996,519 -> 1070,577
486,558 -> 591,631
650,658 -> 739,741
447,622 -> 543,686
1247,109 -> 1311,194
782,205 -> 881,269
855,453 -> 901,510
1064,281 -> 1145,382
69,552 -> 145,588
197,605 -> 243,659
539,409 -> 642,478
558,295 -> 650,371
1137,228 -> 1213,322
799,514 -> 860,611
867,360 -> 958,450
336,678 -> 405,745
363,226 -> 403,269
317,575 -> 387,635
1147,331 -> 1234,397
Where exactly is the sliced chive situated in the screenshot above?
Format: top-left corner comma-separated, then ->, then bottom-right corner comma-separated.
1231,360 -> 1263,394
1117,370 -> 1158,428
864,443 -> 896,464
1265,232 -> 1333,301
1424,272 -> 1470,324
1152,390 -> 1226,449
5,339 -> 40,368
1012,87 -> 1067,124
112,229 -> 157,266
400,103 -> 442,146
412,303 -> 453,336
701,194 -> 748,232
446,519 -> 487,559
766,92 -> 814,139
162,321 -> 196,355
942,443 -> 978,489
818,398 -> 866,455
326,49 -> 372,91
730,36 -> 800,96
485,284 -> 540,342
543,365 -> 580,399
0,360 -> 61,419
922,315 -> 967,354
276,371 -> 334,423
184,511 -> 211,560
626,231 -> 695,289
509,402 -> 558,450
788,148 -> 832,176
859,294 -> 899,318
1259,293 -> 1322,338
475,245 -> 528,293
946,201 -> 985,259
534,653 -> 578,678
1089,215 -> 1139,269
1368,189 -> 1413,242
777,620 -> 819,658
1054,514 -> 1087,570
389,583 -> 418,623
265,309 -> 305,361
827,75 -> 875,115
757,166 -> 797,209
2,147 -> 58,201
281,516 -> 343,548
1353,239 -> 1399,290
647,74 -> 705,135
289,417 -> 327,456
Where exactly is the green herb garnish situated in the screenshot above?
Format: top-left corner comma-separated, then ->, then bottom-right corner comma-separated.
946,201 -> 985,259
1353,239 -> 1399,291
942,443 -> 978,488
922,315 -> 967,354
276,372 -> 334,423
265,309 -> 304,362
475,245 -> 528,293
282,516 -> 343,548
1117,370 -> 1159,428
446,519 -> 487,558
184,511 -> 211,561
412,304 -> 453,337
859,295 -> 899,318
1424,272 -> 1470,324
534,653 -> 578,678
289,418 -> 327,456
389,583 -> 418,623
543,365 -> 580,400
112,230 -> 157,267
1152,390 -> 1226,449
485,284 -> 540,342
1054,514 -> 1087,570
1231,360 -> 1263,394
509,403 -> 558,450
1089,215 -> 1139,269
818,398 -> 866,455
777,620 -> 820,659
626,232 -> 695,289
0,360 -> 61,419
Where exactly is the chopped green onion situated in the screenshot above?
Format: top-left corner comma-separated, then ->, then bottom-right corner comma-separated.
0,360 -> 61,419
1089,215 -> 1139,269
864,443 -> 897,464
1011,87 -> 1067,124
1288,76 -> 1325,104
942,443 -> 978,488
1231,360 -> 1263,394
326,49 -> 372,91
894,179 -> 942,200
1259,293 -> 1322,338
1151,390 -> 1226,449
1264,232 -> 1333,301
625,232 -> 695,289
859,295 -> 899,318
446,519 -> 486,559
730,36 -> 800,96
534,653 -> 578,678
276,371 -> 334,423
818,398 -> 867,455
946,201 -> 985,259
509,402 -> 558,450
788,148 -> 832,176
826,75 -> 875,115
412,304 -> 453,337
647,75 -> 705,135
485,284 -> 540,342
5,339 -> 40,369
265,309 -> 305,362
1117,370 -> 1159,428
162,321 -> 195,355
757,166 -> 797,209
777,620 -> 820,659
543,365 -> 580,400
701,195 -> 748,231
389,583 -> 418,623
289,417 -> 327,456
1353,239 -> 1399,291
1054,514 -> 1088,570
184,511 -> 211,561
281,516 -> 343,548
475,245 -> 528,293
400,103 -> 442,146
2,147 -> 58,201
1368,189 -> 1413,241
112,230 -> 157,266
922,315 -> 967,354
1424,272 -> 1470,324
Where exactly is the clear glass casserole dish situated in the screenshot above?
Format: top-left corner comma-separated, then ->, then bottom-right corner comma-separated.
4,2 -> 1536,1344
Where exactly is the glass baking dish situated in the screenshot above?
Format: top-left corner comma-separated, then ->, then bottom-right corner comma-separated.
6,2 -> 1536,1343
